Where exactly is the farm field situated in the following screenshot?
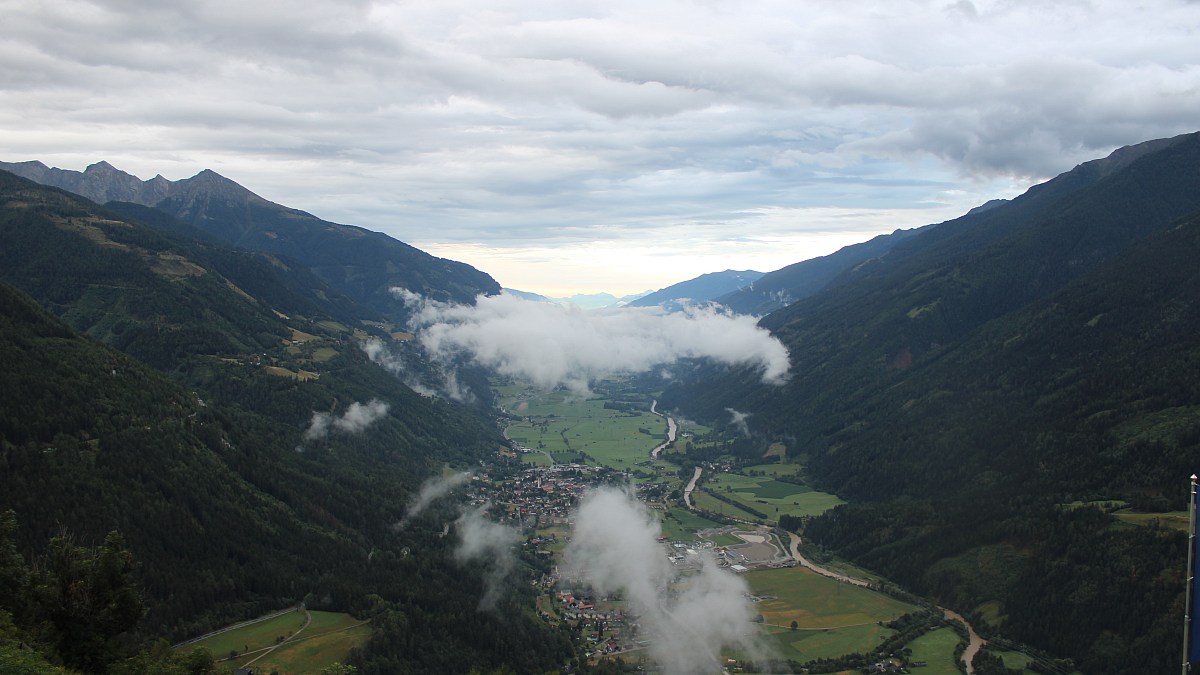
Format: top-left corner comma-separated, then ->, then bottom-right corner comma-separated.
745,566 -> 915,630
496,380 -> 690,469
905,627 -> 963,675
178,610 -> 369,673
699,470 -> 845,522
658,507 -> 726,542
177,608 -> 307,659
757,622 -> 894,662
738,565 -> 920,665
246,612 -> 372,675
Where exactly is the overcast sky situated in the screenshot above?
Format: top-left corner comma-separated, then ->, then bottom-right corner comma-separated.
3,0 -> 1198,296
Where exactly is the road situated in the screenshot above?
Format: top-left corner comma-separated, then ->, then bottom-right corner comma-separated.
786,532 -> 984,673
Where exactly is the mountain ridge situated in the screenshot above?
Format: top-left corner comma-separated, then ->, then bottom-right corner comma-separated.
0,159 -> 501,319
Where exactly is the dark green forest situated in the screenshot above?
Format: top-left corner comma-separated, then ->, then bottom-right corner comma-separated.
661,132 -> 1200,673
0,173 -> 573,672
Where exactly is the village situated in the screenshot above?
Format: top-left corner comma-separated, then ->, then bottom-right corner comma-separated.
460,460 -> 797,662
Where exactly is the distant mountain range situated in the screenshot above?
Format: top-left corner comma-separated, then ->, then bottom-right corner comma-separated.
0,160 -> 500,321
627,269 -> 763,311
502,288 -> 651,309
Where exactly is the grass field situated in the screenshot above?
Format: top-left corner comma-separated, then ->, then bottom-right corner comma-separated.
906,627 -> 962,675
699,471 -> 845,523
659,508 -> 725,541
498,386 -> 659,467
746,566 -> 914,630
496,381 -> 678,468
1112,508 -> 1190,531
245,612 -> 372,675
758,622 -> 895,662
178,608 -> 308,658
179,610 -> 370,674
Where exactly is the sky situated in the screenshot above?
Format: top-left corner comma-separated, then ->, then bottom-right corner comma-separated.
2,1 -> 1199,296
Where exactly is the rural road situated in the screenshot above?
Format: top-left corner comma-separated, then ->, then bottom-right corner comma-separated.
787,532 -> 984,673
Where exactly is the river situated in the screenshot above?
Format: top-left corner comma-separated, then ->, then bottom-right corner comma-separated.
648,399 -> 678,459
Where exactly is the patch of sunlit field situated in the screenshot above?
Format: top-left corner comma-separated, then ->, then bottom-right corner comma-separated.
905,627 -> 964,675
745,566 -> 914,630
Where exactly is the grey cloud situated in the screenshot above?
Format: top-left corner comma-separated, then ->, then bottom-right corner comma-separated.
4,0 -> 1199,281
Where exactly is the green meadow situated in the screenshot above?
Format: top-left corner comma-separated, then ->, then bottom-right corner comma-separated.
699,468 -> 845,522
495,381 -> 675,468
245,612 -> 372,675
741,565 -> 918,664
906,627 -> 963,675
178,610 -> 369,674
178,609 -> 307,659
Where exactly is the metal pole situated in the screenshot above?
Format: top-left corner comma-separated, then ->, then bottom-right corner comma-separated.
1183,474 -> 1197,675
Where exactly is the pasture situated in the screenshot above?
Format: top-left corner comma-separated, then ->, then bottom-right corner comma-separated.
741,565 -> 917,664
905,627 -> 963,675
700,470 -> 844,522
246,612 -> 372,675
178,608 -> 307,658
178,610 -> 370,674
745,566 -> 914,630
495,381 -> 672,468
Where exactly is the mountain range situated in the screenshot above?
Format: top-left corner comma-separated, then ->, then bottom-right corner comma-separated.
5,130 -> 1200,673
0,160 -> 500,321
627,269 -> 763,311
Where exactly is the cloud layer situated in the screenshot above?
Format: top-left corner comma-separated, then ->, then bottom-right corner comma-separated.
4,1 -> 1199,293
400,290 -> 790,392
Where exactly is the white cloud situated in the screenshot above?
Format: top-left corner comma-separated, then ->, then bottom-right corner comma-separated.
396,471 -> 473,529
397,290 -> 791,392
303,399 -> 390,440
453,504 -> 521,610
562,487 -> 772,674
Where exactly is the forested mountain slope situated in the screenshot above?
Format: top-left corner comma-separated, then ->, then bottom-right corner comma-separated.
0,160 -> 500,319
659,131 -> 1200,673
715,225 -> 927,315
0,173 -> 572,672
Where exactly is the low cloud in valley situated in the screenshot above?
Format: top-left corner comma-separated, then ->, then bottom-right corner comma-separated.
397,290 -> 790,392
